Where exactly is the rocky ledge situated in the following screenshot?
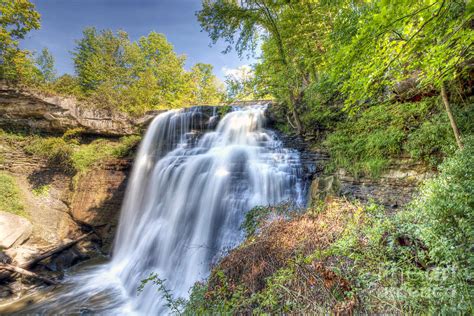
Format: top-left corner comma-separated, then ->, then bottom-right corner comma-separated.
278,134 -> 432,209
0,82 -> 140,136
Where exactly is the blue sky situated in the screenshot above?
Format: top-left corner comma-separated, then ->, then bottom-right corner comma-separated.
20,0 -> 254,80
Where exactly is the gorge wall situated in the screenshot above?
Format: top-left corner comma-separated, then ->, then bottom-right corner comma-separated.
0,85 -> 432,296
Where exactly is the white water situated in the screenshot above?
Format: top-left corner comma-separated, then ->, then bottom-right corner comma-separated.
8,105 -> 304,315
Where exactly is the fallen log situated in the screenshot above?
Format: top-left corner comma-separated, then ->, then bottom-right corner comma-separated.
22,232 -> 93,269
0,263 -> 57,285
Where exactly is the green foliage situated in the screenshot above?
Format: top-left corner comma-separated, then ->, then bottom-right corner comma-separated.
0,128 -> 27,145
70,28 -> 224,115
32,184 -> 50,197
70,139 -> 112,173
197,0 -> 264,57
406,102 -> 474,166
4,128 -> 140,174
112,135 -> 141,158
325,97 -> 474,177
49,74 -> 83,97
217,105 -> 232,117
321,142 -> 474,313
224,65 -> 257,101
393,137 -> 474,313
0,172 -> 26,217
138,273 -> 186,315
71,135 -> 140,173
25,136 -> 74,171
324,99 -> 435,177
190,63 -> 225,104
185,270 -> 247,314
35,47 -> 56,83
0,0 -> 41,82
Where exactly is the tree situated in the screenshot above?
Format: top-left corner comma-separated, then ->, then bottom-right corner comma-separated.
72,28 -> 222,115
224,65 -> 256,101
72,27 -> 129,93
35,47 -> 56,83
0,0 -> 41,82
197,0 -> 307,134
190,63 -> 225,104
326,0 -> 472,149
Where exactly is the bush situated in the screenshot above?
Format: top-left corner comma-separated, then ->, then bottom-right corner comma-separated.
324,97 -> 473,177
406,102 -> 474,166
112,135 -> 141,158
325,99 -> 436,177
18,130 -> 140,174
393,136 -> 474,313
320,139 -> 474,313
0,172 -> 26,217
71,139 -> 113,173
24,136 -> 74,171
72,135 -> 140,173
302,75 -> 344,134
183,140 -> 473,314
32,184 -> 51,197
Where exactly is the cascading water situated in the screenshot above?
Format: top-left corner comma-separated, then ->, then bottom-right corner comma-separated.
6,105 -> 305,315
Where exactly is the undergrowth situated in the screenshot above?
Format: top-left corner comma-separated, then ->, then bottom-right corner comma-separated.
324,97 -> 473,177
0,172 -> 27,217
0,128 -> 141,174
145,138 -> 473,314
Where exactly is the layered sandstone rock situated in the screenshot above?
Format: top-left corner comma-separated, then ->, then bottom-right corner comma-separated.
70,159 -> 131,251
0,82 -> 137,136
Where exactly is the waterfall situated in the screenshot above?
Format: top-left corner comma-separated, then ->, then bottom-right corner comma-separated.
9,105 -> 305,315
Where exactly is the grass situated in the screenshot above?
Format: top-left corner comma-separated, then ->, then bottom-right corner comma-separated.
32,184 -> 51,197
0,172 -> 27,217
71,135 -> 141,173
1,128 -> 142,174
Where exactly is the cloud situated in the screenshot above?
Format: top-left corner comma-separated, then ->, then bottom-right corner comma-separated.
222,65 -> 253,80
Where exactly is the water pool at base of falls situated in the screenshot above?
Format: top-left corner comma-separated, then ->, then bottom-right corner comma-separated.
1,105 -> 306,315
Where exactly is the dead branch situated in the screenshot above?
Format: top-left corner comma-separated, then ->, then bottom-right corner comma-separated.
22,232 -> 93,269
0,263 -> 57,285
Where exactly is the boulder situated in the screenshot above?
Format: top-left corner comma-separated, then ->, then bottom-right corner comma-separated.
0,212 -> 32,249
307,175 -> 340,207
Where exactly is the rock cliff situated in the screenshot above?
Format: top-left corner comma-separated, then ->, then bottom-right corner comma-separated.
0,82 -> 140,136
278,134 -> 431,209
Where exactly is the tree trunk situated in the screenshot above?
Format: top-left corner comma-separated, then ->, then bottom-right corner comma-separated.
22,232 -> 93,269
291,107 -> 303,135
441,82 -> 463,150
289,92 -> 303,135
0,263 -> 57,285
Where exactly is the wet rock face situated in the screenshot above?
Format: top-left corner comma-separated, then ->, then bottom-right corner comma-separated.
70,159 -> 131,252
307,159 -> 432,209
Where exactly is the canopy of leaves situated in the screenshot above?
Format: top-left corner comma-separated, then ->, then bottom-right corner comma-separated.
198,0 -> 473,173
71,28 -> 224,115
35,47 -> 56,83
0,0 -> 41,82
